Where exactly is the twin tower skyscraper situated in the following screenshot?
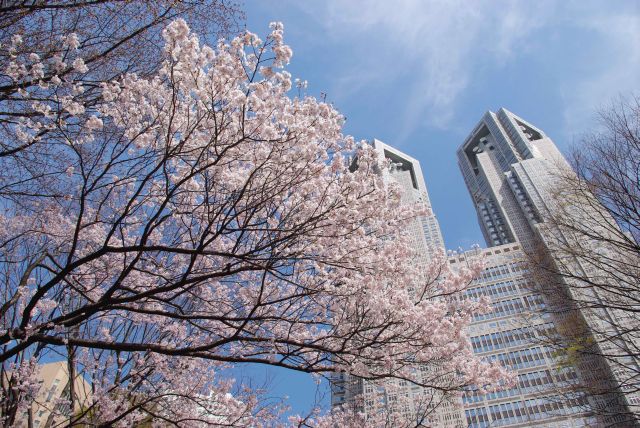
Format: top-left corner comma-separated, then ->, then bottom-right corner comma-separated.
332,109 -> 638,427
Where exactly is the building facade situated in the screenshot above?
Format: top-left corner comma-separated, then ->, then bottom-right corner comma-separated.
332,111 -> 638,426
451,245 -> 599,427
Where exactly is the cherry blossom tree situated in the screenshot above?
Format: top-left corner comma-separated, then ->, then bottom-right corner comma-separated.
0,1 -> 243,160
0,16 -> 507,426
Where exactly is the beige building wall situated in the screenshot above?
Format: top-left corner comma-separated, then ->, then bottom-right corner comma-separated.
14,361 -> 92,428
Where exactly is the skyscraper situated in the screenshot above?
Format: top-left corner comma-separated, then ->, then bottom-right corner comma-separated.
371,139 -> 445,256
331,139 -> 462,426
458,108 -> 638,425
457,108 -> 555,251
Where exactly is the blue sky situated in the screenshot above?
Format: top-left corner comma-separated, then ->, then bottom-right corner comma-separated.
241,0 -> 640,417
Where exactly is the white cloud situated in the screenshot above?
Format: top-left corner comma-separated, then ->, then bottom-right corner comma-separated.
296,0 -> 638,143
316,1 -> 552,136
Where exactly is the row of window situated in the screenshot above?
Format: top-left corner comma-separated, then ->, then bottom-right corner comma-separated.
523,294 -> 546,311
463,359 -> 555,405
466,284 -> 545,323
470,322 -> 556,354
466,393 -> 589,427
471,327 -> 530,353
518,369 -> 555,395
466,279 -> 522,301
488,346 -> 552,370
464,386 -> 524,407
477,263 -> 514,282
473,297 -> 525,322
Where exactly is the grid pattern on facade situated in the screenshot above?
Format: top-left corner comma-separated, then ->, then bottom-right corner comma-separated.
451,245 -> 596,428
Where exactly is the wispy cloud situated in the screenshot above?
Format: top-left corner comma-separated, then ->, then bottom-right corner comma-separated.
318,1 -> 552,136
294,0 -> 638,143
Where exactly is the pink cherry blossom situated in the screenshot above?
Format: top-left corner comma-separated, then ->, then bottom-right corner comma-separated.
0,19 -> 509,426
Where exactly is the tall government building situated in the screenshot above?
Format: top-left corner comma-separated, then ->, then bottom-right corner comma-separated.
331,139 -> 464,427
456,108 -> 638,427
332,110 -> 638,427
